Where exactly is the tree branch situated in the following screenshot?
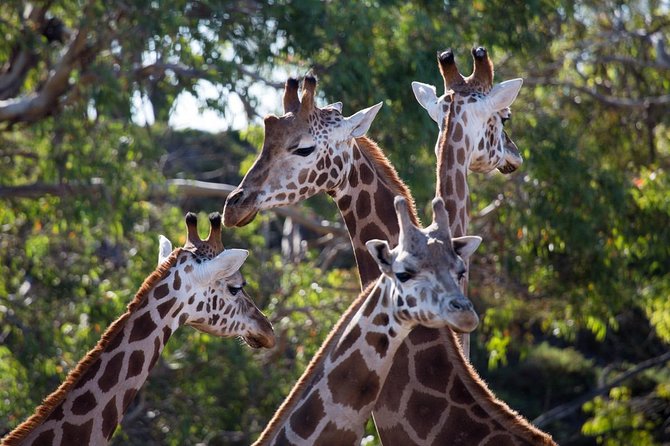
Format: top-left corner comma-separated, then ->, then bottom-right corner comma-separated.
0,20 -> 91,124
533,350 -> 670,428
134,62 -> 211,81
0,178 -> 347,238
165,179 -> 347,237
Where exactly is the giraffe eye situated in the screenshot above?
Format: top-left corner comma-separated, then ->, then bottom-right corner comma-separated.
227,285 -> 243,296
293,146 -> 316,157
457,270 -> 466,281
395,271 -> 413,283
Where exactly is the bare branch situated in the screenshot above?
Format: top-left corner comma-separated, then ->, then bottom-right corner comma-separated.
0,178 -> 347,238
165,179 -> 347,237
533,350 -> 670,428
0,23 -> 91,124
134,62 -> 211,80
236,65 -> 285,89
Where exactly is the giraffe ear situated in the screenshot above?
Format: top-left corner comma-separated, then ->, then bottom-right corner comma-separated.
158,235 -> 173,266
366,239 -> 394,274
345,102 -> 383,138
486,78 -> 523,111
412,81 -> 439,122
325,101 -> 343,112
452,236 -> 482,260
208,249 -> 250,279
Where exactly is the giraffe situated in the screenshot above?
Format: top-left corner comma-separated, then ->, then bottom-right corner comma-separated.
373,46 -> 527,438
223,76 -> 555,444
253,196 -> 481,445
411,46 -> 523,238
408,46 -> 522,359
2,212 -> 275,446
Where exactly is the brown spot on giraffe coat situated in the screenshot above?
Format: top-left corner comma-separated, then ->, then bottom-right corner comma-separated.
126,350 -> 145,379
405,390 -> 448,440
98,352 -> 124,393
328,350 -> 380,410
365,332 -> 390,358
313,422 -> 358,445
415,344 -> 452,393
71,391 -> 96,415
290,392 -> 325,439
129,311 -> 157,343
101,396 -> 118,439
60,419 -> 93,445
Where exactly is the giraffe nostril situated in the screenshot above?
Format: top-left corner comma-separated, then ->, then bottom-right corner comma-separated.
449,298 -> 473,312
226,189 -> 245,207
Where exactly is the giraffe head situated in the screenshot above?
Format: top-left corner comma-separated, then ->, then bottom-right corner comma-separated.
366,197 -> 480,333
160,212 -> 275,348
224,75 -> 383,227
412,46 -> 524,174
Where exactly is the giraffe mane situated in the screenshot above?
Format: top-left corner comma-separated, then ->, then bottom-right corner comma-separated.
354,136 -> 420,225
2,249 -> 183,446
443,328 -> 556,444
253,280 -> 380,444
435,97 -> 455,198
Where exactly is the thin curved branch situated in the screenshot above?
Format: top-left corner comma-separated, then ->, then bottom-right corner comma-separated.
0,178 -> 347,238
533,350 -> 670,428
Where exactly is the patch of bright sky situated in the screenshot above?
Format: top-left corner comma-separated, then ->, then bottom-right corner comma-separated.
132,23 -> 287,133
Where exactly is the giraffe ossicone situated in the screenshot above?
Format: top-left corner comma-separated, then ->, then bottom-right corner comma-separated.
3,212 -> 274,446
252,196 -> 480,445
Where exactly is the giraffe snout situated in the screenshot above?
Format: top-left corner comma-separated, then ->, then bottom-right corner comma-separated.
223,188 -> 259,227
444,295 -> 479,333
448,296 -> 473,312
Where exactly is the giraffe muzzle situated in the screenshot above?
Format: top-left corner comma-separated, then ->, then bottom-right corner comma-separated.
445,295 -> 479,333
223,188 -> 260,227
244,316 -> 276,349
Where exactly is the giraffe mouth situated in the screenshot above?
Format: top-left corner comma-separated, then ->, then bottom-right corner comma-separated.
497,131 -> 523,174
243,333 -> 275,349
223,206 -> 259,227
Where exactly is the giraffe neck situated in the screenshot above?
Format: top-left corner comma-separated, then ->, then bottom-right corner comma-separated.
364,108 -> 553,443
5,254 -> 185,446
436,99 -> 470,238
332,136 -> 418,288
254,280 -> 408,445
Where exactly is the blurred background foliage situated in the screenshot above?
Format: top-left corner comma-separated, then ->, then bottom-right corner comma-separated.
1,0 -> 669,444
